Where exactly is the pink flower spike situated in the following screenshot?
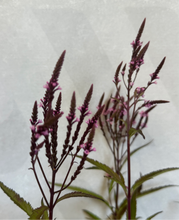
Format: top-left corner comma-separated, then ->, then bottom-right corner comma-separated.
43,82 -> 49,89
30,125 -> 36,131
139,111 -> 148,117
86,119 -> 91,124
130,82 -> 134,87
35,133 -> 41,139
131,40 -> 135,47
51,82 -> 58,87
92,147 -> 96,152
38,102 -> 43,108
76,117 -> 80,122
130,61 -> 134,65
77,106 -> 82,111
80,144 -> 84,149
57,86 -> 62,90
38,119 -> 43,124
84,150 -> 89,155
87,110 -> 92,116
42,130 -> 49,136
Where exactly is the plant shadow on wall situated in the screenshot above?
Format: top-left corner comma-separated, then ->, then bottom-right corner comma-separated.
0,19 -> 178,220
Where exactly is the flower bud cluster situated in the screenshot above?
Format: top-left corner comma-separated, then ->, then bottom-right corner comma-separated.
80,142 -> 96,155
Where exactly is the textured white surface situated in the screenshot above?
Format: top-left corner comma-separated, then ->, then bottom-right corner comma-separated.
0,0 -> 179,219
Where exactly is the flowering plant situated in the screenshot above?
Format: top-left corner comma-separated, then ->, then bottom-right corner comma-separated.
0,50 -> 104,219
0,19 -> 178,220
54,19 -> 179,219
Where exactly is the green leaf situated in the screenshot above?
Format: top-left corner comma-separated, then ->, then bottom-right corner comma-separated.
54,183 -> 111,209
41,198 -> 49,219
116,184 -> 178,219
0,181 -> 33,216
108,179 -> 115,194
129,127 -> 145,139
119,119 -> 145,139
116,198 -> 127,219
146,211 -> 162,220
83,157 -> 127,194
137,185 -> 178,198
29,205 -> 48,219
83,209 -> 101,219
131,167 -> 179,194
120,141 -> 152,170
55,191 -> 105,206
85,166 -> 100,170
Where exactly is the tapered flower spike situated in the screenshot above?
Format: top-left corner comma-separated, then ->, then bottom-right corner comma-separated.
55,92 -> 62,115
150,57 -> 166,82
31,101 -> 38,125
51,50 -> 66,82
84,84 -> 93,107
98,93 -> 105,108
134,18 -> 146,50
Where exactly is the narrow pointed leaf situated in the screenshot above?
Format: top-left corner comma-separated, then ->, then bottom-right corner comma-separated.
54,183 -> 111,208
146,211 -> 162,220
83,157 -> 127,194
117,184 -> 177,219
83,209 -> 102,219
109,179 -> 115,194
129,127 -> 145,139
0,181 -> 33,216
29,205 -> 48,219
137,185 -> 178,198
85,166 -> 100,170
132,167 -> 179,194
55,191 -> 105,205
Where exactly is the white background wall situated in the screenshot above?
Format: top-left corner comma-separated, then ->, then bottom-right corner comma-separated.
0,0 -> 179,219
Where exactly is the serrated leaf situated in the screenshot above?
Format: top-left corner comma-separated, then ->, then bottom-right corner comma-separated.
83,209 -> 101,219
0,181 -> 33,216
55,191 -> 105,206
137,185 -> 178,198
41,209 -> 49,219
146,211 -> 162,220
132,168 -> 179,195
121,141 -> 152,170
41,198 -> 49,219
29,205 -> 48,219
54,183 -> 111,209
83,157 -> 127,194
116,184 -> 177,219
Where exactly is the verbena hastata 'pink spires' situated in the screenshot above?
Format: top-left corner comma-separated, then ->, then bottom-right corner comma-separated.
29,50 -> 104,219
96,18 -> 169,219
